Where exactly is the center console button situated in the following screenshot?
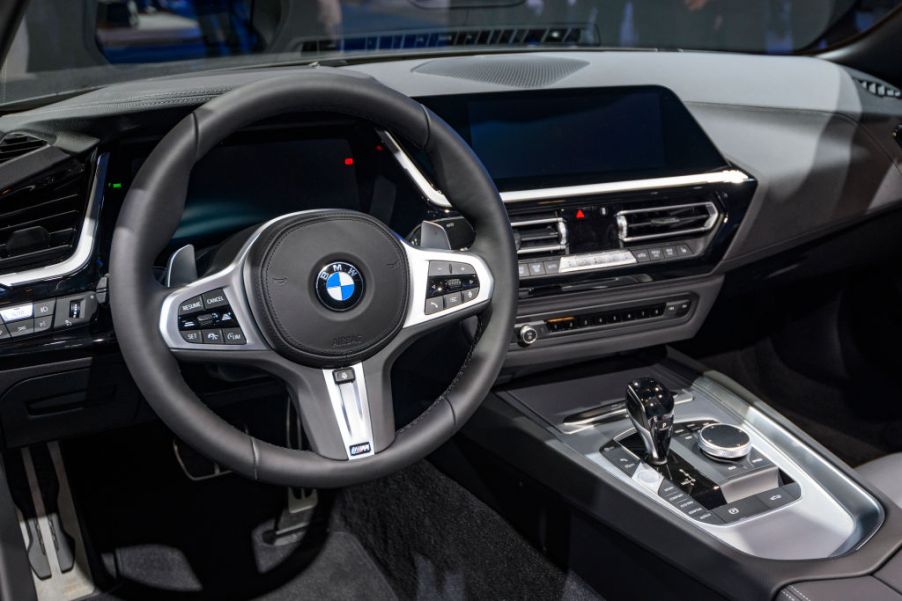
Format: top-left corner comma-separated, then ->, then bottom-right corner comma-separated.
178,296 -> 204,315
602,445 -> 639,477
0,303 -> 32,323
33,299 -> 56,319
528,262 -> 546,276
712,496 -> 768,523
544,260 -> 560,275
0,324 -> 8,340
34,315 -> 53,332
757,482 -> 801,509
698,423 -> 751,460
8,319 -> 34,338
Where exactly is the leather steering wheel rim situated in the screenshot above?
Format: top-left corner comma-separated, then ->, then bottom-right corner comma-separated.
109,71 -> 517,488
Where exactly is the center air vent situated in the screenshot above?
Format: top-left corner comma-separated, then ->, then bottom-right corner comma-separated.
511,214 -> 568,256
0,133 -> 47,165
616,202 -> 719,243
0,162 -> 89,273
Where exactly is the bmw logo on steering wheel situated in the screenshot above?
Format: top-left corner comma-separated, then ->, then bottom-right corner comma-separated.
315,261 -> 365,311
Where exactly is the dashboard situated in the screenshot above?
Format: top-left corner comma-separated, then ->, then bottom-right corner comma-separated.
0,50 -> 900,443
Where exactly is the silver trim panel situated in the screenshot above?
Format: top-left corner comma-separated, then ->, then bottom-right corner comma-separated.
322,364 -> 375,460
0,154 -> 109,288
504,374 -> 883,560
380,130 -> 752,208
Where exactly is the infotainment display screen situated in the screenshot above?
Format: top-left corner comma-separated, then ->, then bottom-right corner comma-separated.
418,86 -> 727,192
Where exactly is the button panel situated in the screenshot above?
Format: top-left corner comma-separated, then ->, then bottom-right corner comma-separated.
603,421 -> 801,526
177,288 -> 245,345
425,261 -> 481,315
518,243 -> 698,281
0,292 -> 98,342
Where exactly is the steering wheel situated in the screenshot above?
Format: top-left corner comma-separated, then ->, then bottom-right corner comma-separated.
109,72 -> 517,488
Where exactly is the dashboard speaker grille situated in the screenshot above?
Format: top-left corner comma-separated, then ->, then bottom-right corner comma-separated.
414,56 -> 589,88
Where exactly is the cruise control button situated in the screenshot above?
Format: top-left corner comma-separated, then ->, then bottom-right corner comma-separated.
713,496 -> 768,523
8,319 -> 34,338
33,299 -> 56,318
428,262 -> 451,277
424,297 -> 443,315
202,289 -> 228,310
444,292 -> 462,309
450,262 -> 475,275
461,287 -> 479,302
34,315 -> 53,332
179,296 -> 204,315
222,328 -> 246,345
180,330 -> 202,344
201,329 -> 223,344
0,303 -> 33,323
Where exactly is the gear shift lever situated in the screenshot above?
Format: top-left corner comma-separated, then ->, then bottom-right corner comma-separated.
626,378 -> 675,465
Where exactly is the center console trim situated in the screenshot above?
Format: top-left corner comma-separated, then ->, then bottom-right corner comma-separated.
379,131 -> 753,208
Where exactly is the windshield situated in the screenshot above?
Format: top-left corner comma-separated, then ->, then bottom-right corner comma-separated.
2,0 -> 900,106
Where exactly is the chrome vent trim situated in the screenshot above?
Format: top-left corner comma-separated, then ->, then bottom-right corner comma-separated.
615,201 -> 720,243
380,131 -> 752,208
511,215 -> 568,256
0,154 -> 107,288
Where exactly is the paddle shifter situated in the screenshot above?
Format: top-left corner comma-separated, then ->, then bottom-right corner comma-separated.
625,378 -> 675,465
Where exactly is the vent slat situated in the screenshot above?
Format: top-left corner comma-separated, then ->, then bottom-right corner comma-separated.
0,160 -> 88,271
617,202 -> 719,243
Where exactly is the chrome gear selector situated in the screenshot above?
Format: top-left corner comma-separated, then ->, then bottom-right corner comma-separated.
697,423 -> 751,460
625,378 -> 675,465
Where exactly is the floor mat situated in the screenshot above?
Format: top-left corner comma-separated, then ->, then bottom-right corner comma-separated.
91,531 -> 397,601
334,461 -> 604,601
64,424 -> 397,601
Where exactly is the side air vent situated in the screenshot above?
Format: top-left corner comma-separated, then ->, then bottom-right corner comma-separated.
616,202 -> 719,244
0,133 -> 48,165
855,78 -> 902,99
511,214 -> 568,256
0,162 -> 89,273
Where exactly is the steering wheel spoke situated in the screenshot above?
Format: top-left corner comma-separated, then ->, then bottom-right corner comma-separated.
400,243 -> 494,334
265,358 -> 395,461
159,263 -> 268,352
